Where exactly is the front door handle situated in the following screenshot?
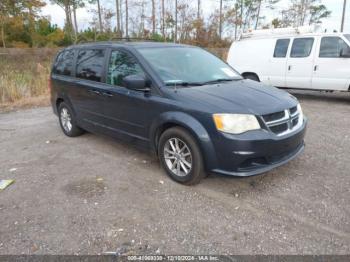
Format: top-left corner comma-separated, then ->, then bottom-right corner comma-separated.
88,89 -> 101,95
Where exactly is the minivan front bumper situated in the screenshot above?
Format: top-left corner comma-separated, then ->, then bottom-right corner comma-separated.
210,118 -> 307,177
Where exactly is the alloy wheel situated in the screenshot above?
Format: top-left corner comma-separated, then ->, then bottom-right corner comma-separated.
60,107 -> 72,133
163,137 -> 192,177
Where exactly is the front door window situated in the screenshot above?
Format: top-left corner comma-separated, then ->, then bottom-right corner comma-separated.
107,50 -> 145,87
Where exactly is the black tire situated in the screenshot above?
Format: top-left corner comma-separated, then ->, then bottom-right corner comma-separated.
158,127 -> 206,185
244,73 -> 260,82
58,102 -> 84,137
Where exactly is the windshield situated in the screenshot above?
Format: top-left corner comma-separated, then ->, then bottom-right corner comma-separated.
345,34 -> 350,42
138,47 -> 241,86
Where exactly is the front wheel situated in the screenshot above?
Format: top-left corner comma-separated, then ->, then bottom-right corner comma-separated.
158,127 -> 206,185
58,102 -> 84,137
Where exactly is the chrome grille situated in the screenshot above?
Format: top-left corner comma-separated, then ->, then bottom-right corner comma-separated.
262,106 -> 302,136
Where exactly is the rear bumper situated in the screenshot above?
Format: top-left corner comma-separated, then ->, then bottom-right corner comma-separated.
209,118 -> 307,177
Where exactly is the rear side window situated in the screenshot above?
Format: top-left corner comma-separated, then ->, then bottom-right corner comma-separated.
107,50 -> 145,87
53,50 -> 74,76
274,39 -> 290,57
319,37 -> 350,57
290,38 -> 314,58
76,49 -> 105,82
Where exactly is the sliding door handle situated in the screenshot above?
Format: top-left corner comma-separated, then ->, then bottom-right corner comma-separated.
288,65 -> 292,71
314,65 -> 318,71
88,89 -> 101,95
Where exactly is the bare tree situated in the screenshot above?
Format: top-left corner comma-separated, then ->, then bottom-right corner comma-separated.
88,0 -> 103,32
175,0 -> 178,42
120,0 -> 123,35
280,0 -> 331,27
151,0 -> 156,35
219,0 -> 223,39
254,0 -> 262,29
96,0 -> 102,32
341,0 -> 347,32
162,0 -> 165,37
197,0 -> 201,20
116,0 -> 120,35
51,0 -> 74,37
125,0 -> 128,37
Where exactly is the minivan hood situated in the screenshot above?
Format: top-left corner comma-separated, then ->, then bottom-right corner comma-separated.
173,79 -> 298,115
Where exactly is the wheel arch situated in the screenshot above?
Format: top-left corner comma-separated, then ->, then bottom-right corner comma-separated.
55,96 -> 77,116
56,98 -> 64,109
150,112 -> 218,171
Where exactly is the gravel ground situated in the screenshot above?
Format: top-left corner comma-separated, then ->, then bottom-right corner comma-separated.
0,90 -> 349,255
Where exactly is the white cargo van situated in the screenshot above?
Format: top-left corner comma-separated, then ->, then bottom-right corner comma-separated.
227,28 -> 350,91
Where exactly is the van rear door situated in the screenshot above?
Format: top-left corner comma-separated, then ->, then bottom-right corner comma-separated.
285,37 -> 315,89
312,36 -> 350,91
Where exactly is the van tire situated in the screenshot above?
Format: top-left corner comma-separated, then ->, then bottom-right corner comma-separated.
158,127 -> 206,185
243,73 -> 260,82
58,102 -> 84,137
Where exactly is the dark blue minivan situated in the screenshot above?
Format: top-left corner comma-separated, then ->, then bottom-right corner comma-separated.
50,41 -> 307,185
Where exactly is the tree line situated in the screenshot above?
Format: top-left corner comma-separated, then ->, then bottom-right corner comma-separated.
0,0 -> 333,48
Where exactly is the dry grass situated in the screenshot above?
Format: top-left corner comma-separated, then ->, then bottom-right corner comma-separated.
0,95 -> 50,113
0,48 -> 58,111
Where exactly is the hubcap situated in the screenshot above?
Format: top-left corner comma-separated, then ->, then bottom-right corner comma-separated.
164,137 -> 192,177
60,108 -> 72,132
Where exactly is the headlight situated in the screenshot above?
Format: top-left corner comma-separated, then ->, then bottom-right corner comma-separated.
297,103 -> 303,121
213,114 -> 261,134
297,103 -> 303,115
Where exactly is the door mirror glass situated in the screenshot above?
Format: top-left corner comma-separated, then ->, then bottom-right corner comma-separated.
122,74 -> 150,91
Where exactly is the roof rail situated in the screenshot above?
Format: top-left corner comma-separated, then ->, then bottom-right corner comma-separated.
76,37 -> 158,44
240,25 -> 324,40
109,37 -> 156,42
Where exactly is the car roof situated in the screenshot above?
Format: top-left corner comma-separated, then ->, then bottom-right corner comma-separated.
239,32 -> 347,41
64,41 -> 193,50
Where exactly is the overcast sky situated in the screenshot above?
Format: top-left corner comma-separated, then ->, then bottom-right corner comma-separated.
41,0 -> 350,33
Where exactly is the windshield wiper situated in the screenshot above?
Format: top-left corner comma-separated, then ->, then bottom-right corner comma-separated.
201,78 -> 240,85
165,81 -> 204,87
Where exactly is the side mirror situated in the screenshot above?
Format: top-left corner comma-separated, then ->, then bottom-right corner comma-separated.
340,47 -> 350,58
122,74 -> 151,92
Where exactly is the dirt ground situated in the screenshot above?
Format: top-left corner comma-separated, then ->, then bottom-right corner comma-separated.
0,90 -> 349,255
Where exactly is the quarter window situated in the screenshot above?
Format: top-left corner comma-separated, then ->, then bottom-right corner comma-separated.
76,49 -> 105,82
53,50 -> 74,76
274,39 -> 290,58
290,38 -> 314,58
319,37 -> 350,58
107,50 -> 145,87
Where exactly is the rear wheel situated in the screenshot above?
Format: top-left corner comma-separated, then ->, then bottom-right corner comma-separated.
58,102 -> 84,137
158,127 -> 206,185
243,73 -> 260,82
